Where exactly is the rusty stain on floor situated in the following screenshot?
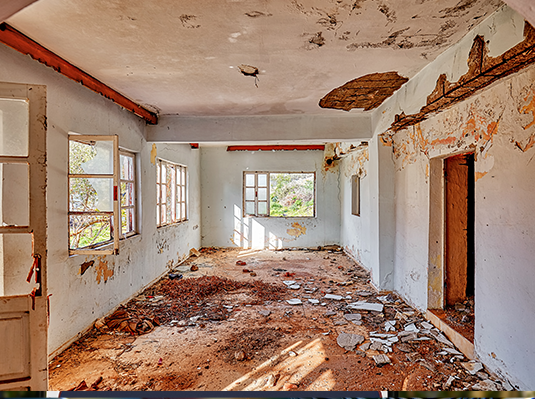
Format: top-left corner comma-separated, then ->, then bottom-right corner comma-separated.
49,248 -> 511,392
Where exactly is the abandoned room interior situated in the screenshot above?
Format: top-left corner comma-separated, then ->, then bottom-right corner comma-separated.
1,0 -> 535,392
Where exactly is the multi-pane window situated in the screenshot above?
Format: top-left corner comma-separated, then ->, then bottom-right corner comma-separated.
68,135 -> 138,255
68,135 -> 120,254
243,172 -> 315,217
157,159 -> 187,226
119,150 -> 137,237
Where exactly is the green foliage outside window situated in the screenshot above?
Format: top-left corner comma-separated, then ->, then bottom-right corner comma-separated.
269,173 -> 314,217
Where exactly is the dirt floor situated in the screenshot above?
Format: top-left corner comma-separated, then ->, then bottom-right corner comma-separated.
49,248 -> 511,392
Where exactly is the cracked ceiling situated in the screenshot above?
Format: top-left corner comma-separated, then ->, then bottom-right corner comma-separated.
5,0 -> 505,117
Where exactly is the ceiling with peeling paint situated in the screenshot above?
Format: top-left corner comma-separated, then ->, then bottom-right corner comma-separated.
7,0 -> 504,117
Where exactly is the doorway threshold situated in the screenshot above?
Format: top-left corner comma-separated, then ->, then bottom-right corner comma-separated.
426,309 -> 474,360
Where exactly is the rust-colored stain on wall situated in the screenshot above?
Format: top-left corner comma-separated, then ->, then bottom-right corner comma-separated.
516,89 -> 535,152
96,257 -> 114,284
287,222 -> 307,238
150,143 -> 157,165
319,72 -> 408,111
391,22 -> 535,131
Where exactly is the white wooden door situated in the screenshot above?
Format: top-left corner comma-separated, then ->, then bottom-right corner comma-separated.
0,82 -> 47,390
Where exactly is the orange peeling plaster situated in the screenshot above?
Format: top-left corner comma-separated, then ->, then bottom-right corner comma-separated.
96,257 -> 114,284
287,222 -> 307,238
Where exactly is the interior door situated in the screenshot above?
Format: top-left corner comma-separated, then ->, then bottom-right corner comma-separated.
0,82 -> 47,390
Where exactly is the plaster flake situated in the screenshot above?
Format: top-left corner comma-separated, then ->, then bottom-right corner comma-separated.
287,222 -> 307,238
343,148 -> 369,178
515,88 -> 535,152
95,257 -> 114,284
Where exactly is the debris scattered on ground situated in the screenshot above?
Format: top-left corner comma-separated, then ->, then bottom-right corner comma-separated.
236,260 -> 247,266
189,248 -> 201,257
190,265 -> 199,271
373,354 -> 391,366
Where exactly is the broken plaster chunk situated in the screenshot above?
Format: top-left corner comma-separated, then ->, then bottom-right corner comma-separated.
462,361 -> 483,375
324,293 -> 344,301
472,379 -> 501,391
431,331 -> 454,347
347,301 -> 384,312
404,323 -> 419,332
258,310 -> 271,317
336,331 -> 364,351
334,320 -> 348,326
421,321 -> 434,330
373,354 -> 391,365
286,298 -> 302,305
344,313 -> 362,322
401,332 -> 418,342
441,347 -> 462,356
384,320 -> 397,332
283,280 -> 297,286
308,299 -> 319,305
288,284 -> 301,290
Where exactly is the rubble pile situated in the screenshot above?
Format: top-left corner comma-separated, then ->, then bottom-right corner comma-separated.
127,275 -> 287,326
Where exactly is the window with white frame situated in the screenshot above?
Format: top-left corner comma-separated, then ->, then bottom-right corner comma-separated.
68,135 -> 119,254
68,135 -> 138,255
119,150 -> 137,237
156,159 -> 187,226
243,171 -> 315,217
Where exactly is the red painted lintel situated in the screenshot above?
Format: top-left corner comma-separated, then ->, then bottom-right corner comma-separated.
190,143 -> 199,149
227,144 -> 325,152
0,23 -> 158,125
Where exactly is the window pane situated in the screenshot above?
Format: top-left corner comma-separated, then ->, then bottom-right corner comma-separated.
0,163 -> 29,226
181,203 -> 186,219
69,139 -> 113,175
258,174 -> 267,187
245,187 -> 255,201
120,182 -> 134,207
258,187 -> 267,201
121,208 -> 134,235
0,98 -> 29,157
258,201 -> 267,215
69,178 -> 113,212
120,154 -> 133,180
245,201 -> 255,215
69,214 -> 112,249
245,173 -> 255,186
269,173 -> 314,217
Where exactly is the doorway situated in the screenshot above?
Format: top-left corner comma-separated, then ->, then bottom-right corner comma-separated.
427,152 -> 475,347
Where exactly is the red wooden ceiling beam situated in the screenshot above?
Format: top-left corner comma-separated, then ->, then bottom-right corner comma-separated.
0,23 -> 158,125
227,144 -> 325,152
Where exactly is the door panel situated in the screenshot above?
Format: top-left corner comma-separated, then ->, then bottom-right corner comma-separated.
0,83 -> 47,390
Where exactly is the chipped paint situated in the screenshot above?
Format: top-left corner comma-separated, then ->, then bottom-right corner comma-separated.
391,22 -> 535,132
95,257 -> 114,284
322,142 -> 341,174
150,143 -> 157,165
287,222 -> 307,238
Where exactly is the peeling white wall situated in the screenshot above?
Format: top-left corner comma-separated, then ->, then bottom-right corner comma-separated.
200,146 -> 340,249
0,44 -> 201,355
381,61 -> 535,390
340,138 -> 395,291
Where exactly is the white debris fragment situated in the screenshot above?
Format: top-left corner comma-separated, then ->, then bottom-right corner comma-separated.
258,310 -> 271,317
373,354 -> 391,365
308,299 -> 319,305
286,299 -> 302,305
344,313 -> 362,322
347,301 -> 384,312
282,280 -> 297,286
324,294 -> 344,301
444,375 -> 457,387
431,330 -> 454,347
420,321 -> 434,329
441,347 -> 462,355
288,284 -> 301,290
472,379 -> 500,391
462,361 -> 483,375
404,323 -> 419,332
384,320 -> 397,332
